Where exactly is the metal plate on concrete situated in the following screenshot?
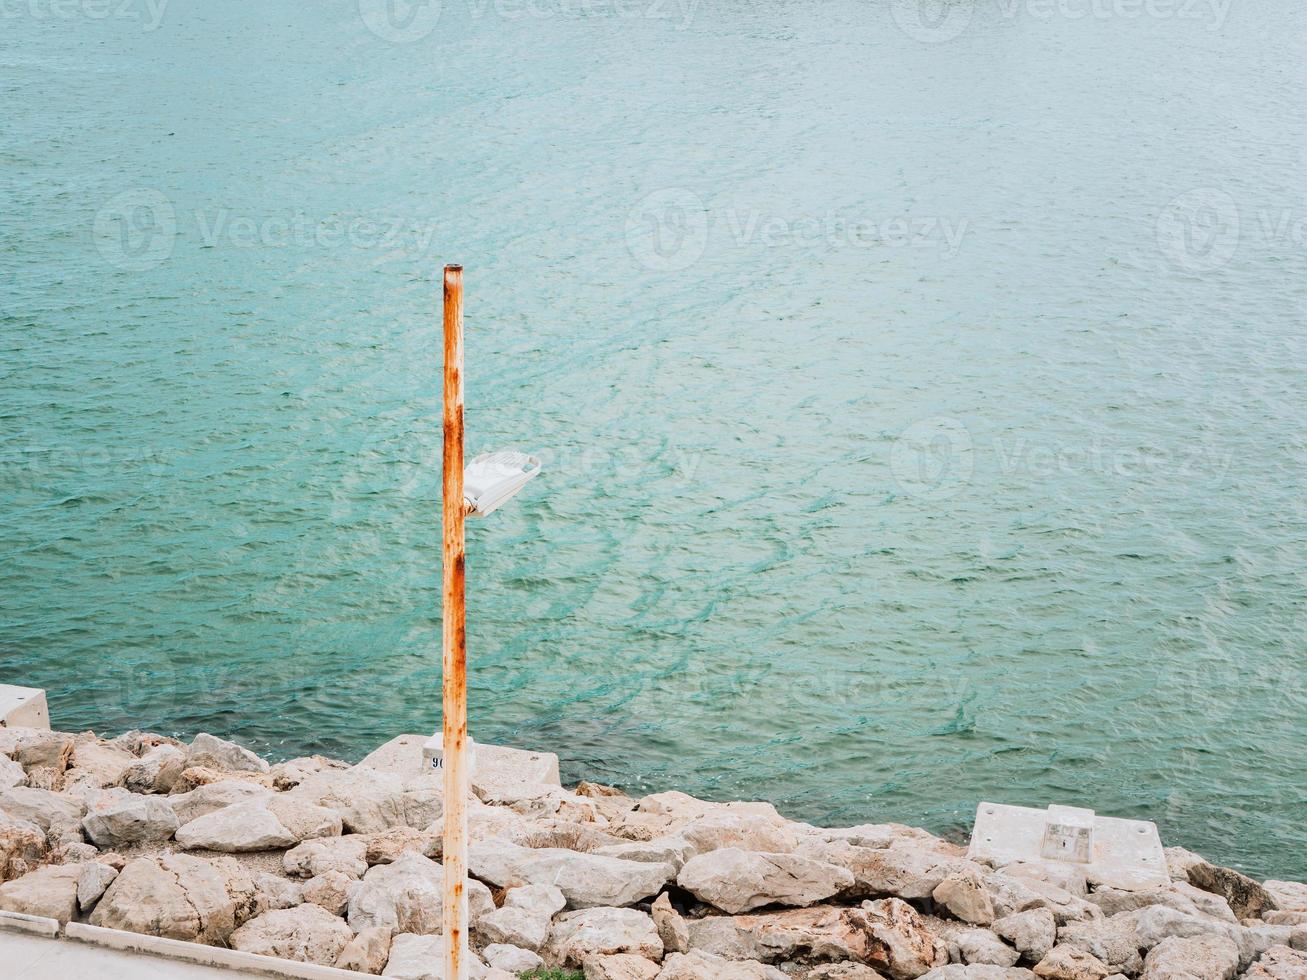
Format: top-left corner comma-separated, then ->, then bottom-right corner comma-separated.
0,686 -> 49,730
968,801 -> 1169,889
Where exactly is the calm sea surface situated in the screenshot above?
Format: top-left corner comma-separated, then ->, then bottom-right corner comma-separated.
3,0 -> 1306,879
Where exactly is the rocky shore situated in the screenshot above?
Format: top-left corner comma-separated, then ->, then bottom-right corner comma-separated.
1,725 -> 1305,980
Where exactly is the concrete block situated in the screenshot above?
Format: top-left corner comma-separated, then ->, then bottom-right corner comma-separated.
0,686 -> 49,730
0,909 -> 61,937
357,733 -> 560,790
64,922 -> 375,978
969,801 -> 1168,889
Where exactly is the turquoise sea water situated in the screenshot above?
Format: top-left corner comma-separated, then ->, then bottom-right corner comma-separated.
3,0 -> 1306,879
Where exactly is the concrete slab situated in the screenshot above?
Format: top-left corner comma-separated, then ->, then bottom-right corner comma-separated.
0,686 -> 50,730
357,733 -> 560,792
968,801 -> 1169,889
1,929 -> 254,979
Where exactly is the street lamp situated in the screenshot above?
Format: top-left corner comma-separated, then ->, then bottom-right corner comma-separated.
427,264 -> 542,980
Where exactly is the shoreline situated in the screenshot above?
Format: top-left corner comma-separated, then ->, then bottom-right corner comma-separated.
1,721 -> 1305,979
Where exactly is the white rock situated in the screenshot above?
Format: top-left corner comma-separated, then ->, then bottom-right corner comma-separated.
1264,881 -> 1307,912
284,834 -> 369,878
70,741 -> 137,788
655,950 -> 787,979
678,812 -> 799,856
254,872 -> 303,912
586,952 -> 661,979
0,863 -> 81,922
1140,934 -> 1239,980
485,943 -> 543,972
168,780 -> 272,825
0,756 -> 26,789
302,869 -> 357,916
0,812 -> 47,881
993,908 -> 1056,962
336,925 -> 394,973
920,968 -> 1038,979
348,851 -> 492,935
1032,945 -> 1111,979
176,800 -> 296,852
90,853 -> 239,943
0,786 -> 86,829
121,745 -> 187,794
955,927 -> 1020,967
82,792 -> 179,847
652,891 -> 689,954
288,768 -> 443,834
381,934 -> 494,979
505,882 -> 567,916
478,904 -> 551,951
548,906 -> 663,965
76,861 -> 120,913
229,903 -> 354,966
186,733 -> 270,773
470,838 -> 675,909
677,847 -> 853,914
935,869 -> 997,925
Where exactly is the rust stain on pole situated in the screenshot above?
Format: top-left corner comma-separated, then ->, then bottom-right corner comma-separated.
441,263 -> 469,980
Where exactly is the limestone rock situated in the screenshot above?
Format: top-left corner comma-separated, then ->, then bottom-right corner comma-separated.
1139,934 -> 1238,979
1244,944 -> 1307,978
478,903 -> 552,951
806,965 -> 893,980
0,813 -> 48,881
229,903 -> 354,965
121,745 -> 187,794
470,838 -> 675,909
1032,946 -> 1110,980
76,860 -> 120,913
679,811 -> 798,856
108,730 -> 183,757
269,755 -> 349,791
1001,863 -> 1088,899
487,943 -> 544,973
993,908 -> 1056,962
69,740 -> 136,788
1264,881 -> 1307,912
288,768 -> 442,834
954,927 -> 1020,967
0,863 -> 81,922
176,800 -> 296,851
677,847 -> 853,914
336,925 -> 394,973
186,732 -> 270,773
0,786 -> 86,829
284,834 -> 369,878
380,934 -> 497,979
549,906 -> 664,965
254,872 -> 303,912
82,791 -> 179,847
90,853 -> 238,943
302,869 -> 357,916
171,766 -> 273,794
1184,859 -> 1277,920
9,730 -> 74,771
168,780 -> 271,824
862,897 -> 949,980
920,968 -> 1038,979
0,755 -> 26,789
935,870 -> 997,925
347,850 -> 493,935
801,837 -> 980,901
653,891 -> 690,954
364,825 -> 439,864
655,950 -> 788,979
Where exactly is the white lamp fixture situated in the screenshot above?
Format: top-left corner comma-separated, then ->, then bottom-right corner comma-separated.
463,451 -> 541,517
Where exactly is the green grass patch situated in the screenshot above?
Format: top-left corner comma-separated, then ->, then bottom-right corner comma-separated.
519,970 -> 585,980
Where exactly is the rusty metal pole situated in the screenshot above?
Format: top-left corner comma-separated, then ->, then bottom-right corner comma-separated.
441,264 -> 469,980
